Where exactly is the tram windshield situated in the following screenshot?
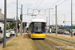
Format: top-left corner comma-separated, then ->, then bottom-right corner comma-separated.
32,22 -> 46,33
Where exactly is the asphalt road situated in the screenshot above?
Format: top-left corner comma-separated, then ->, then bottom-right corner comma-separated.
0,35 -> 15,45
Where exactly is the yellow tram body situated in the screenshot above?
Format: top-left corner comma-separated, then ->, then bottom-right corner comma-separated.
31,33 -> 46,38
28,19 -> 46,39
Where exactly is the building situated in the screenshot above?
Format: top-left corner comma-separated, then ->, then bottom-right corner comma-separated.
0,9 -> 4,19
0,8 -> 27,31
0,9 -> 4,22
0,8 -> 16,22
54,25 -> 62,27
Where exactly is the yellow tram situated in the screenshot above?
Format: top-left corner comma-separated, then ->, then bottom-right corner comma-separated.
29,19 -> 46,40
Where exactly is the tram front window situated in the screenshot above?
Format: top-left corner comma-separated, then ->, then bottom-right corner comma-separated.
33,23 -> 45,33
34,24 -> 42,32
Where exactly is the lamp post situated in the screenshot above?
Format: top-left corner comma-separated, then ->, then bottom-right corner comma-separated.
3,0 -> 7,48
16,0 -> 18,37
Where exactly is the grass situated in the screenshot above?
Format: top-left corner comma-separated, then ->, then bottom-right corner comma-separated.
46,33 -> 75,50
37,40 -> 51,50
37,40 -> 59,50
46,36 -> 75,47
6,42 -> 18,47
0,33 -> 39,50
46,33 -> 75,42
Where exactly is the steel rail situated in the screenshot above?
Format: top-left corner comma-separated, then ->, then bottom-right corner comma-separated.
33,40 -> 44,50
46,35 -> 75,44
44,40 -> 62,50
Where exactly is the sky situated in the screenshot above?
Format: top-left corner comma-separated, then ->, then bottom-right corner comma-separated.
0,0 -> 75,26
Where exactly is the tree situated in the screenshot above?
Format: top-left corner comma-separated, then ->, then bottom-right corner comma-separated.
6,24 -> 9,30
18,19 -> 20,22
59,27 -> 65,29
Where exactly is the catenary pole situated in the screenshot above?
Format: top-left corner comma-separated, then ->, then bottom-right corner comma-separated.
71,0 -> 73,37
20,5 -> 23,35
55,5 -> 57,36
16,0 -> 18,37
49,8 -> 50,33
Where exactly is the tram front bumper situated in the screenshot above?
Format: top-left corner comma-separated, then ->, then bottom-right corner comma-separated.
31,33 -> 45,38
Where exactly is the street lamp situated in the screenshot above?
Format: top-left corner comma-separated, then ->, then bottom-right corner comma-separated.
16,0 -> 18,37
16,0 -> 23,36
3,0 -> 7,48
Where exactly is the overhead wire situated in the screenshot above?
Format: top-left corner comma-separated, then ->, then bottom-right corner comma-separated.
58,0 -> 67,6
31,0 -> 44,17
36,0 -> 43,9
31,0 -> 66,17
27,0 -> 39,14
34,0 -> 39,8
34,0 -> 59,10
45,0 -> 66,13
49,0 -> 59,8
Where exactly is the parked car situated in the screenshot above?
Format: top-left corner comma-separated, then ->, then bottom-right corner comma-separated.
0,29 -> 3,41
51,30 -> 56,33
6,31 -> 11,38
58,29 -> 64,34
72,29 -> 75,35
8,29 -> 15,36
64,30 -> 69,34
0,23 -> 4,42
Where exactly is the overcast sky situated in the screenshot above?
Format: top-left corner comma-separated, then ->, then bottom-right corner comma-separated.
0,0 -> 75,26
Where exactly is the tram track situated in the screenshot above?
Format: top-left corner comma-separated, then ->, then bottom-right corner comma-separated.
44,40 -> 62,50
34,40 -> 62,50
46,35 -> 75,49
34,40 -> 44,50
46,35 -> 75,44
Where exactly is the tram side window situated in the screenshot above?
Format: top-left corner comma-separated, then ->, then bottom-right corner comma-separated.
42,23 -> 46,32
30,24 -> 33,32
